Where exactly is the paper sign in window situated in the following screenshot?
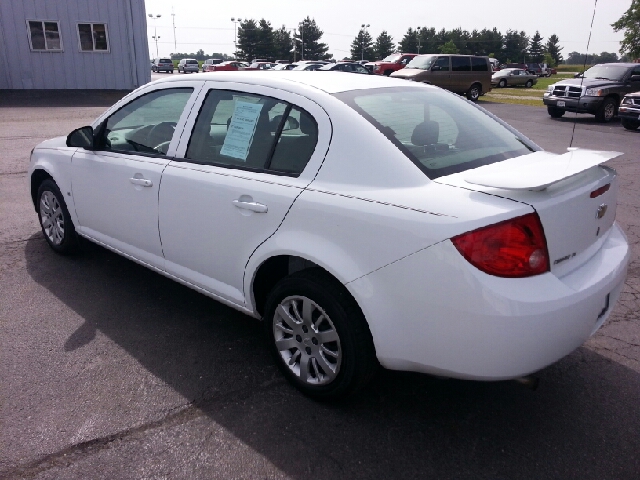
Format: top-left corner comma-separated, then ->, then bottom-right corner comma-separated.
220,101 -> 264,161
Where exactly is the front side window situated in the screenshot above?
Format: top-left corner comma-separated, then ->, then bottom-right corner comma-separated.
27,21 -> 62,51
433,56 -> 450,71
99,88 -> 193,155
186,90 -> 317,175
78,23 -> 109,52
334,86 -> 533,179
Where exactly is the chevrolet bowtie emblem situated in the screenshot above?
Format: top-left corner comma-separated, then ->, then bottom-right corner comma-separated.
596,204 -> 608,219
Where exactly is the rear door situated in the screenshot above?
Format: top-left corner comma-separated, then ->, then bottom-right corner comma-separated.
158,82 -> 331,305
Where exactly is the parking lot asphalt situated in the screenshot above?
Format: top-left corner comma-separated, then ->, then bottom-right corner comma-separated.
1,90 -> 639,479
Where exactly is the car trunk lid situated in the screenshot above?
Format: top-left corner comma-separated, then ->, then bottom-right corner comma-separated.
435,149 -> 622,276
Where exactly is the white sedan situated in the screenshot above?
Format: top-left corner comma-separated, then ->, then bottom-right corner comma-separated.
29,72 -> 629,399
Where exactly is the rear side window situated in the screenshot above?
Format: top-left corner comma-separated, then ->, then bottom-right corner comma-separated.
334,86 -> 533,179
471,57 -> 488,72
185,90 -> 317,176
451,56 -> 471,72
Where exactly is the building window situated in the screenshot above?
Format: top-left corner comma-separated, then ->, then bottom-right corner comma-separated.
77,23 -> 109,52
27,20 -> 62,51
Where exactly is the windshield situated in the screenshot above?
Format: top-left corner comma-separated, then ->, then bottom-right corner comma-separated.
333,86 -> 534,179
582,65 -> 628,81
405,55 -> 438,70
382,54 -> 401,62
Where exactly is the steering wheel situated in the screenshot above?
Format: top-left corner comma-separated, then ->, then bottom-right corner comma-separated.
147,122 -> 176,153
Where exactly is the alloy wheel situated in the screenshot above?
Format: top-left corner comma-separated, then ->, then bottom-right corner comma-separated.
40,191 -> 65,245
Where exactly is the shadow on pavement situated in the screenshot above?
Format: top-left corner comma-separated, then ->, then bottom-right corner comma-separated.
24,234 -> 640,479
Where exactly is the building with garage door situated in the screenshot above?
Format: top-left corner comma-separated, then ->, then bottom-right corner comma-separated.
0,0 -> 150,89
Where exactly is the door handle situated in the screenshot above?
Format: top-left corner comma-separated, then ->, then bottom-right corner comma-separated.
232,199 -> 268,213
129,177 -> 153,187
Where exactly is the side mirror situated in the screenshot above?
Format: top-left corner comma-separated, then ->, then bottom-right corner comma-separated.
431,66 -> 441,71
66,126 -> 95,149
630,74 -> 640,82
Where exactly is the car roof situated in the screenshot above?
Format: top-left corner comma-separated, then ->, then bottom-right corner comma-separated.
149,70 -> 427,94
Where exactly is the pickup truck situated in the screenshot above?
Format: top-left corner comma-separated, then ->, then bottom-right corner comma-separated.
365,53 -> 417,76
543,63 -> 640,122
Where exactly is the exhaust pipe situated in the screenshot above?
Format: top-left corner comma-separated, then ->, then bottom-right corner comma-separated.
514,376 -> 539,390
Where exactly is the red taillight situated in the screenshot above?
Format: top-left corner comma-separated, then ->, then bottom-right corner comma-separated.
451,213 -> 549,278
590,183 -> 610,198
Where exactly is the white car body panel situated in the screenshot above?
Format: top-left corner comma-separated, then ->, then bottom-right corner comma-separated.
28,72 -> 630,383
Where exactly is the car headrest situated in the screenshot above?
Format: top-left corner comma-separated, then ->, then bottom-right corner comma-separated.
411,120 -> 439,146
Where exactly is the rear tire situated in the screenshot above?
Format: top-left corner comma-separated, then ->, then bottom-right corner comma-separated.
525,79 -> 533,88
595,97 -> 617,123
621,118 -> 640,131
498,79 -> 507,88
466,83 -> 481,101
36,179 -> 79,255
547,106 -> 565,118
263,268 -> 377,400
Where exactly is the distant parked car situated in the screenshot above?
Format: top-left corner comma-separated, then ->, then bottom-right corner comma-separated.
292,61 -> 330,71
206,61 -> 248,72
491,68 -> 538,88
202,58 -> 223,72
525,63 -> 544,76
273,63 -> 297,71
618,91 -> 640,131
366,53 -> 417,76
177,58 -> 199,74
151,58 -> 174,73
244,62 -> 278,71
318,62 -> 370,74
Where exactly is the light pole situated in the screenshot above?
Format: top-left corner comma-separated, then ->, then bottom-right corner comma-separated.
231,17 -> 242,59
171,8 -> 176,52
148,13 -> 161,58
299,19 -> 309,60
361,24 -> 370,61
416,27 -> 422,54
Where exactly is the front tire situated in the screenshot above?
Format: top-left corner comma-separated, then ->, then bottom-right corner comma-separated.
596,97 -> 617,123
466,83 -> 481,101
547,106 -> 565,118
37,179 -> 78,254
264,269 -> 377,400
621,118 -> 640,131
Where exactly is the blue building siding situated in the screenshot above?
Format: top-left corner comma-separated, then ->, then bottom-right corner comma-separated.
0,0 -> 150,89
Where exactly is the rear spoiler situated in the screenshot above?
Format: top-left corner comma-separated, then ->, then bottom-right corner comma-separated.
464,149 -> 623,191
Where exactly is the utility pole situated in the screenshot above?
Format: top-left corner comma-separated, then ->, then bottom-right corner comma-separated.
416,27 -> 422,54
361,24 -> 370,61
171,7 -> 176,51
148,13 -> 162,58
231,17 -> 242,59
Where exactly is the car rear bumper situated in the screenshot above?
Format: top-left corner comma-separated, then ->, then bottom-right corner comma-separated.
543,94 -> 602,114
348,222 -> 629,380
156,66 -> 174,72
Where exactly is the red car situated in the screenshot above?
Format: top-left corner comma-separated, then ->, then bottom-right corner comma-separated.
366,53 -> 417,76
205,61 -> 249,72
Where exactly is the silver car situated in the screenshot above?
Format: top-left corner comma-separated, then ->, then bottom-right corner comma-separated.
491,68 -> 538,88
177,58 -> 199,74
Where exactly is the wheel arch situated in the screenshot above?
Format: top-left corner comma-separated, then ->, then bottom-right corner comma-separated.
30,168 -> 54,211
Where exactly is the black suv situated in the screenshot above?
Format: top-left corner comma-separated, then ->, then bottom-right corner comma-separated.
543,63 -> 640,122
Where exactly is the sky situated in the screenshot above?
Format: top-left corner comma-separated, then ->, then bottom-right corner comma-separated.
143,0 -> 630,59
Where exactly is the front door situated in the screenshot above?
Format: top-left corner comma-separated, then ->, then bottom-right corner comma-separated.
71,85 -> 199,268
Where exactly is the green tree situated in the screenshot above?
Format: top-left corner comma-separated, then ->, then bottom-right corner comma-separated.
237,19 -> 259,61
350,28 -> 375,60
438,40 -> 459,54
448,28 -> 472,54
612,0 -> 640,59
417,27 -> 438,54
503,30 -> 529,63
374,31 -> 395,59
399,28 -> 418,53
254,19 -> 274,60
545,34 -> 563,65
295,17 -> 331,60
528,31 -> 544,62
470,28 -> 503,58
273,25 -> 293,62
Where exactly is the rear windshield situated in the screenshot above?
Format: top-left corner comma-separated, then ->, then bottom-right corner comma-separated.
333,86 -> 534,179
186,60 -> 198,64
159,58 -> 172,63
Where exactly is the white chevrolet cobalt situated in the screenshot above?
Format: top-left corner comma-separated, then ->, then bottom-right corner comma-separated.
29,72 -> 629,399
